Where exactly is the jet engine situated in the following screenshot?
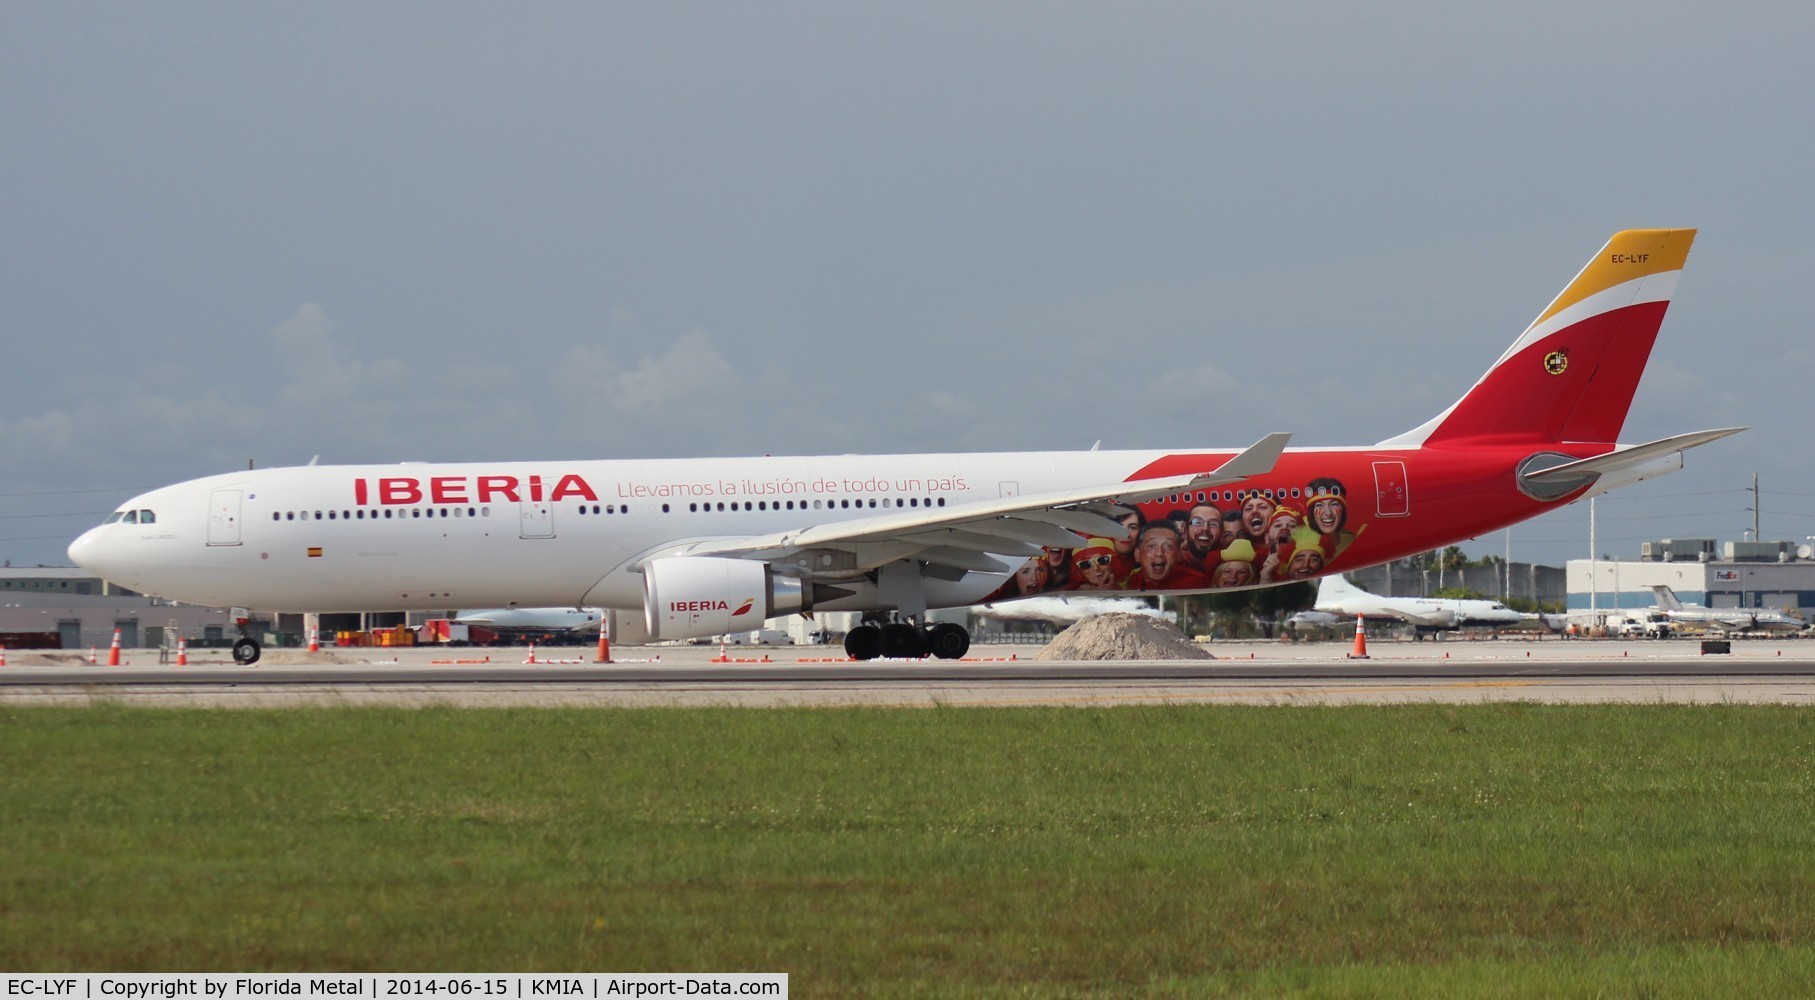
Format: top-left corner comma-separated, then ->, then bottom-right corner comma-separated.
643,556 -> 844,641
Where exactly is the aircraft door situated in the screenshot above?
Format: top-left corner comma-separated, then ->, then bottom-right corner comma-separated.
1372,461 -> 1410,517
207,489 -> 243,546
519,499 -> 554,539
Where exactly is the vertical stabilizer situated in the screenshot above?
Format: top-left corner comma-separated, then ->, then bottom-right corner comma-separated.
1380,229 -> 1696,448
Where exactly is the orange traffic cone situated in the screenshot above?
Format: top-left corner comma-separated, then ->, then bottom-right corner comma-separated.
525,642 -> 539,665
108,628 -> 122,666
595,630 -> 612,664
712,640 -> 729,663
0,645 -> 7,667
88,647 -> 98,665
1348,614 -> 1370,660
308,627 -> 320,653
176,637 -> 188,666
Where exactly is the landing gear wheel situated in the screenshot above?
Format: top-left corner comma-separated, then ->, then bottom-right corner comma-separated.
879,622 -> 926,659
924,622 -> 971,660
232,637 -> 262,665
844,624 -> 881,661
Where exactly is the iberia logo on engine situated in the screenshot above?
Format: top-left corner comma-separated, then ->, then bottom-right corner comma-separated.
670,599 -> 758,616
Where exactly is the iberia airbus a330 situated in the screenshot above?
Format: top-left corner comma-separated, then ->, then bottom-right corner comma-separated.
70,230 -> 1741,663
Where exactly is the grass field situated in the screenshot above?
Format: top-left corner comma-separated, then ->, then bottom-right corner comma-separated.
4,703 -> 1815,996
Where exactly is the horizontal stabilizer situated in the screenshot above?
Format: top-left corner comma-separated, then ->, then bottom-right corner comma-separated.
1522,427 -> 1747,482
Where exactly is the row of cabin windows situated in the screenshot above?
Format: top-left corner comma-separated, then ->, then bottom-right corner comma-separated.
269,497 -> 954,520
1158,486 -> 1341,505
683,497 -> 948,513
259,488 -> 1326,524
273,508 -> 494,521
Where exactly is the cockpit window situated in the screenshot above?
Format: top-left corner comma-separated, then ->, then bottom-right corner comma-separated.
122,511 -> 139,524
138,510 -> 156,524
104,512 -> 125,524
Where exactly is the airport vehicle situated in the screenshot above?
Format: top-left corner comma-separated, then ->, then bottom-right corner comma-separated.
1312,574 -> 1524,633
1609,612 -> 1675,639
69,229 -> 1740,664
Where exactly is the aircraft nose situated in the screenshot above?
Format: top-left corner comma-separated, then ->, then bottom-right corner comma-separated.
67,527 -> 100,570
67,525 -> 124,580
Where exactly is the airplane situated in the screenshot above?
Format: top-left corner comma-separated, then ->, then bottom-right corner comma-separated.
452,607 -> 602,636
1285,610 -> 1342,628
68,229 -> 1742,665
1312,573 -> 1522,632
1647,585 -> 1803,632
976,595 -> 1173,628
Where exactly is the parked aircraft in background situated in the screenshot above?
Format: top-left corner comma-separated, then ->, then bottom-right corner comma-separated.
1648,585 -> 1803,632
976,595 -> 1172,628
1285,609 -> 1342,628
1314,574 -> 1522,632
70,229 -> 1739,664
452,607 -> 601,636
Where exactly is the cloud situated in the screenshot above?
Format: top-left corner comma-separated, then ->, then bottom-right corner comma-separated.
551,331 -> 744,414
0,410 -> 76,462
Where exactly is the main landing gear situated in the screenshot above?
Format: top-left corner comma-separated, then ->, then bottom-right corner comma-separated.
843,618 -> 970,661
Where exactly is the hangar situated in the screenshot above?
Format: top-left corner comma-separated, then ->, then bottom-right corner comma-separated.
1567,538 -> 1815,621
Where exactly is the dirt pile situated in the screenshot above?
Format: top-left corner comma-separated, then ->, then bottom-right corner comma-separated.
1034,612 -> 1213,661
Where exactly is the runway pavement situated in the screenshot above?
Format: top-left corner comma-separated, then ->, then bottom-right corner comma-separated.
4,635 -> 1815,707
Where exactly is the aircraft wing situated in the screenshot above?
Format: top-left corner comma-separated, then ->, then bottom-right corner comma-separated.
667,433 -> 1291,575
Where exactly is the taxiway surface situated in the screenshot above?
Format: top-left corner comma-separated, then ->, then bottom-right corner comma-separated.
3,637 -> 1813,707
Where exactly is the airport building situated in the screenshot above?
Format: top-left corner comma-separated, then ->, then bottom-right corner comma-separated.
1565,538 -> 1815,619
1348,560 -> 1566,609
0,567 -> 249,651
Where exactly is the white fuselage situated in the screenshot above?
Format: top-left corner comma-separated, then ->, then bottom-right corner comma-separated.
68,450 -> 1175,614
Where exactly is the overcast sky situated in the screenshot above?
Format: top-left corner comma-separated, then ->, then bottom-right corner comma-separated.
4,2 -> 1812,571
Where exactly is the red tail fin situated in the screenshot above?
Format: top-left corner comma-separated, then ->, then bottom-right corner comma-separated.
1380,229 -> 1696,448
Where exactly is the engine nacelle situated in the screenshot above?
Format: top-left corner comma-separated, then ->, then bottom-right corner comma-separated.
643,556 -> 806,641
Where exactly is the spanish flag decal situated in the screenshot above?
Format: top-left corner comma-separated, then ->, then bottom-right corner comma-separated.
308,547 -> 323,558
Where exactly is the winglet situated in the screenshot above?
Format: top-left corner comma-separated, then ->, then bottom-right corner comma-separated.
1188,432 -> 1291,488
